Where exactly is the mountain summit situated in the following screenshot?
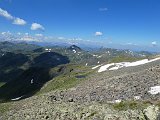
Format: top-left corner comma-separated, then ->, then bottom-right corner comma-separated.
68,45 -> 82,51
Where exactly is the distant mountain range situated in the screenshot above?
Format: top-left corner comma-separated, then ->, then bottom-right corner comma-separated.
1,32 -> 160,52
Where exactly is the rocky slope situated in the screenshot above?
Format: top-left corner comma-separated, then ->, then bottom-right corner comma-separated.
1,59 -> 160,119
47,59 -> 160,103
1,96 -> 160,120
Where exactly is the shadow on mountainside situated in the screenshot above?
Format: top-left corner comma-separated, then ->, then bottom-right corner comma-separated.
0,52 -> 70,102
32,52 -> 69,68
0,52 -> 29,68
0,52 -> 29,82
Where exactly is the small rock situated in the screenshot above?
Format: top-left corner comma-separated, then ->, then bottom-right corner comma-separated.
48,95 -> 57,101
143,105 -> 159,120
114,99 -> 122,103
68,98 -> 74,102
134,96 -> 141,100
45,115 -> 49,119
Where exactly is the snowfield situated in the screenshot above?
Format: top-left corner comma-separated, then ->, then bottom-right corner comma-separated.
98,57 -> 160,73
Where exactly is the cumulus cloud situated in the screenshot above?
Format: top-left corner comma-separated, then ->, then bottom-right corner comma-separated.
125,43 -> 137,46
95,31 -> 103,36
20,36 -> 40,42
1,31 -> 11,35
99,8 -> 108,11
152,41 -> 157,46
0,8 -> 45,31
25,33 -> 29,36
58,37 -> 65,40
1,32 -> 6,35
31,23 -> 45,30
12,17 -> 26,25
35,34 -> 43,37
0,8 -> 13,20
0,8 -> 26,26
17,32 -> 21,35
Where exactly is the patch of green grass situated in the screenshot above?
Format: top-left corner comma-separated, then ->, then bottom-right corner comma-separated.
0,82 -> 5,88
38,76 -> 80,94
152,101 -> 160,108
38,65 -> 93,95
87,111 -> 98,118
110,56 -> 143,63
0,103 -> 11,114
112,101 -> 149,111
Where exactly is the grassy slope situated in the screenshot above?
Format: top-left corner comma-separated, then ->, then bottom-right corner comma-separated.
0,102 -> 12,116
109,55 -> 145,63
0,82 -> 5,87
37,64 -> 94,95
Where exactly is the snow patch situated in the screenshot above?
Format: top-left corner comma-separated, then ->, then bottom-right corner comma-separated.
148,86 -> 160,95
92,64 -> 102,69
109,66 -> 120,70
73,49 -> 76,53
11,96 -> 23,101
31,79 -> 34,84
45,48 -> 52,52
124,59 -> 149,67
98,63 -> 114,72
93,54 -> 98,57
134,96 -> 141,100
98,57 -> 160,72
149,57 -> 160,62
106,51 -> 110,54
114,99 -> 122,103
97,55 -> 102,58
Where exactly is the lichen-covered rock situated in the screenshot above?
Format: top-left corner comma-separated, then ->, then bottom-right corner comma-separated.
143,105 -> 159,120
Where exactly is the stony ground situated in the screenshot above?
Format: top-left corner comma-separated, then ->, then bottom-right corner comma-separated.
1,60 -> 160,119
48,60 -> 160,103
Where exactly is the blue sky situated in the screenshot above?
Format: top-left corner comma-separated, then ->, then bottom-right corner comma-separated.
0,0 -> 160,51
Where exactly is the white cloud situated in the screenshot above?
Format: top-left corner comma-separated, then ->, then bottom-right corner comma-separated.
126,43 -> 137,46
0,8 -> 13,20
95,32 -> 103,36
0,8 -> 27,26
17,32 -> 21,35
0,8 -> 45,31
1,32 -> 6,35
67,38 -> 83,41
31,23 -> 45,30
20,36 -> 40,42
35,34 -> 43,37
99,8 -> 108,11
25,33 -> 29,36
152,41 -> 157,46
75,38 -> 82,41
13,18 -> 26,25
58,37 -> 65,40
126,42 -> 133,45
68,42 -> 78,45
1,31 -> 11,35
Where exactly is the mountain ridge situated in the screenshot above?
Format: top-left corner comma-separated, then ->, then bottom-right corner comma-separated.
0,41 -> 160,119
